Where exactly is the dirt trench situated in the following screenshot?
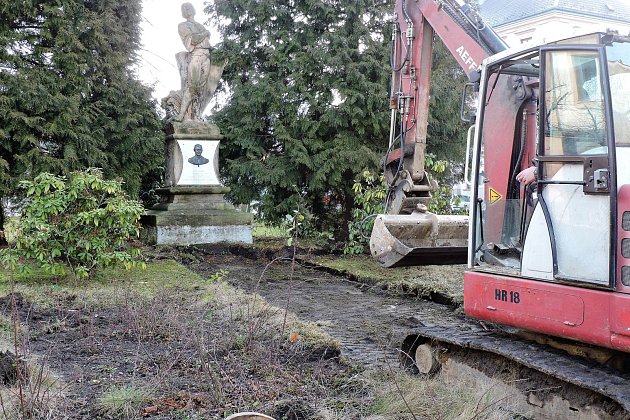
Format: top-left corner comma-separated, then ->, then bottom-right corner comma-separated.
185,248 -> 469,369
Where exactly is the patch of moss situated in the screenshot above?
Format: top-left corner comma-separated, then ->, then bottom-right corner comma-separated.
308,255 -> 466,305
0,260 -> 209,310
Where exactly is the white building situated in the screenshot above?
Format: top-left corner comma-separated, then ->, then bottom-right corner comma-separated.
479,0 -> 630,47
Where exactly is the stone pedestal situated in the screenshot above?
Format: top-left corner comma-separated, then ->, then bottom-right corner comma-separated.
142,121 -> 253,245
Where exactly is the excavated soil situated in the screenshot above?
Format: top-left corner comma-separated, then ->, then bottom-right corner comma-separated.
185,245 -> 629,419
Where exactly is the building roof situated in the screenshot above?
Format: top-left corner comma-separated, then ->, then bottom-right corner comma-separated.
479,0 -> 630,28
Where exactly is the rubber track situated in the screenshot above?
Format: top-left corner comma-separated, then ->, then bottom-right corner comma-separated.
414,324 -> 630,411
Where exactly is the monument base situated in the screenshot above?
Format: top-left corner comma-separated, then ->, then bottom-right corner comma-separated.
141,186 -> 253,245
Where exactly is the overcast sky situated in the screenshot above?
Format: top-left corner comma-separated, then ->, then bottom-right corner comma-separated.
138,0 -> 220,106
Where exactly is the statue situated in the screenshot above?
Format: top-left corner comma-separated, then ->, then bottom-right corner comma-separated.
187,144 -> 209,166
162,3 -> 227,121
145,4 -> 253,247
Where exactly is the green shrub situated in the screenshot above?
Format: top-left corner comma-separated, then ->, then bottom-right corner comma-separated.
424,154 -> 455,215
344,170 -> 386,255
344,156 -> 457,255
0,169 -> 145,281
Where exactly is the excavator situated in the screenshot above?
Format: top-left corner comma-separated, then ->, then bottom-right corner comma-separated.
371,0 -> 630,413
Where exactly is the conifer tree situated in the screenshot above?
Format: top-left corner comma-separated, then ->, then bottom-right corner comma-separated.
0,1 -> 162,233
427,39 -> 469,163
208,0 -> 392,237
208,0 -> 469,238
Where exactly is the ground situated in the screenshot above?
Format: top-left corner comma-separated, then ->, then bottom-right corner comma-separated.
0,253 -> 365,419
0,243 -> 622,419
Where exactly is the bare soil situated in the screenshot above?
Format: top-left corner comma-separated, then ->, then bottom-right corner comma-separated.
185,245 -> 461,369
3,244 -> 626,419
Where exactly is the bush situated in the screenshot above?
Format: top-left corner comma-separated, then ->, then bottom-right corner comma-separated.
0,169 -> 145,281
424,154 -> 456,215
344,171 -> 386,255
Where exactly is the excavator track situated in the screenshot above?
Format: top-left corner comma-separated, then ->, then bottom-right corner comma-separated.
401,322 -> 630,417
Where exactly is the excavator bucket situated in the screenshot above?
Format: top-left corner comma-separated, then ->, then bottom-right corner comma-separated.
369,212 -> 468,267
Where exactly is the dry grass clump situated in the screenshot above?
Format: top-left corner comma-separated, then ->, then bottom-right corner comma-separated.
97,385 -> 150,419
369,364 -> 532,420
0,350 -> 65,419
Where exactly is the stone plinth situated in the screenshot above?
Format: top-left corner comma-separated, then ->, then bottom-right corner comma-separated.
164,120 -> 222,187
142,122 -> 253,245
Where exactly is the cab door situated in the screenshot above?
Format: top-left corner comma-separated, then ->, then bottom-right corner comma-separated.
521,46 -> 615,288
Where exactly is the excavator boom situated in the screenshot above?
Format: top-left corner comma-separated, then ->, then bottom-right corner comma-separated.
370,0 -> 506,267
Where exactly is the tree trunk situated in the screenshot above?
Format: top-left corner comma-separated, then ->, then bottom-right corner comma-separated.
340,173 -> 355,242
0,199 -> 7,246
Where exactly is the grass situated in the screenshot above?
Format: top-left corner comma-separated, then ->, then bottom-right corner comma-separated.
251,222 -> 326,250
0,259 -> 203,311
309,254 -> 466,305
97,385 -> 150,419
252,222 -> 290,239
370,365 -> 531,419
0,335 -> 63,418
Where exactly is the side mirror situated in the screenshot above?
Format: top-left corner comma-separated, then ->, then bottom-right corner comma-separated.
460,82 -> 479,123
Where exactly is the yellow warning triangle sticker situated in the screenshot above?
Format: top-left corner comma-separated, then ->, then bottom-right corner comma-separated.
489,188 -> 502,204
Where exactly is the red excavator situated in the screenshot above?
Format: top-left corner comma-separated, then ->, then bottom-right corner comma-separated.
371,0 -> 630,411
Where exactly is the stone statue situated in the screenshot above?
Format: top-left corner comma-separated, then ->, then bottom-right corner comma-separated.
188,144 -> 209,166
162,2 -> 227,121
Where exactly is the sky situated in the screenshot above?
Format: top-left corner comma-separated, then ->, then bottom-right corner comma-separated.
137,0 -> 221,106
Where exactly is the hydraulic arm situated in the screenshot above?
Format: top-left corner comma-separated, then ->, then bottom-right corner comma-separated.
371,0 -> 506,267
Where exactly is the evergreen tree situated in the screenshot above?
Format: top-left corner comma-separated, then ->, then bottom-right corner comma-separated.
427,38 -> 469,163
208,0 -> 392,238
0,0 -> 163,233
208,0 -> 469,238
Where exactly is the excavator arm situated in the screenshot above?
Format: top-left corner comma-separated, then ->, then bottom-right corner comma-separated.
371,0 -> 507,267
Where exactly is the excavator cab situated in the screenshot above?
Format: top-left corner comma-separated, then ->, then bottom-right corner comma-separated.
470,32 -> 630,288
461,33 -> 630,353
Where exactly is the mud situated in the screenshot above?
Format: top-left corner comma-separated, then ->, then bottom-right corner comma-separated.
186,246 -> 629,419
186,248 -> 460,369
